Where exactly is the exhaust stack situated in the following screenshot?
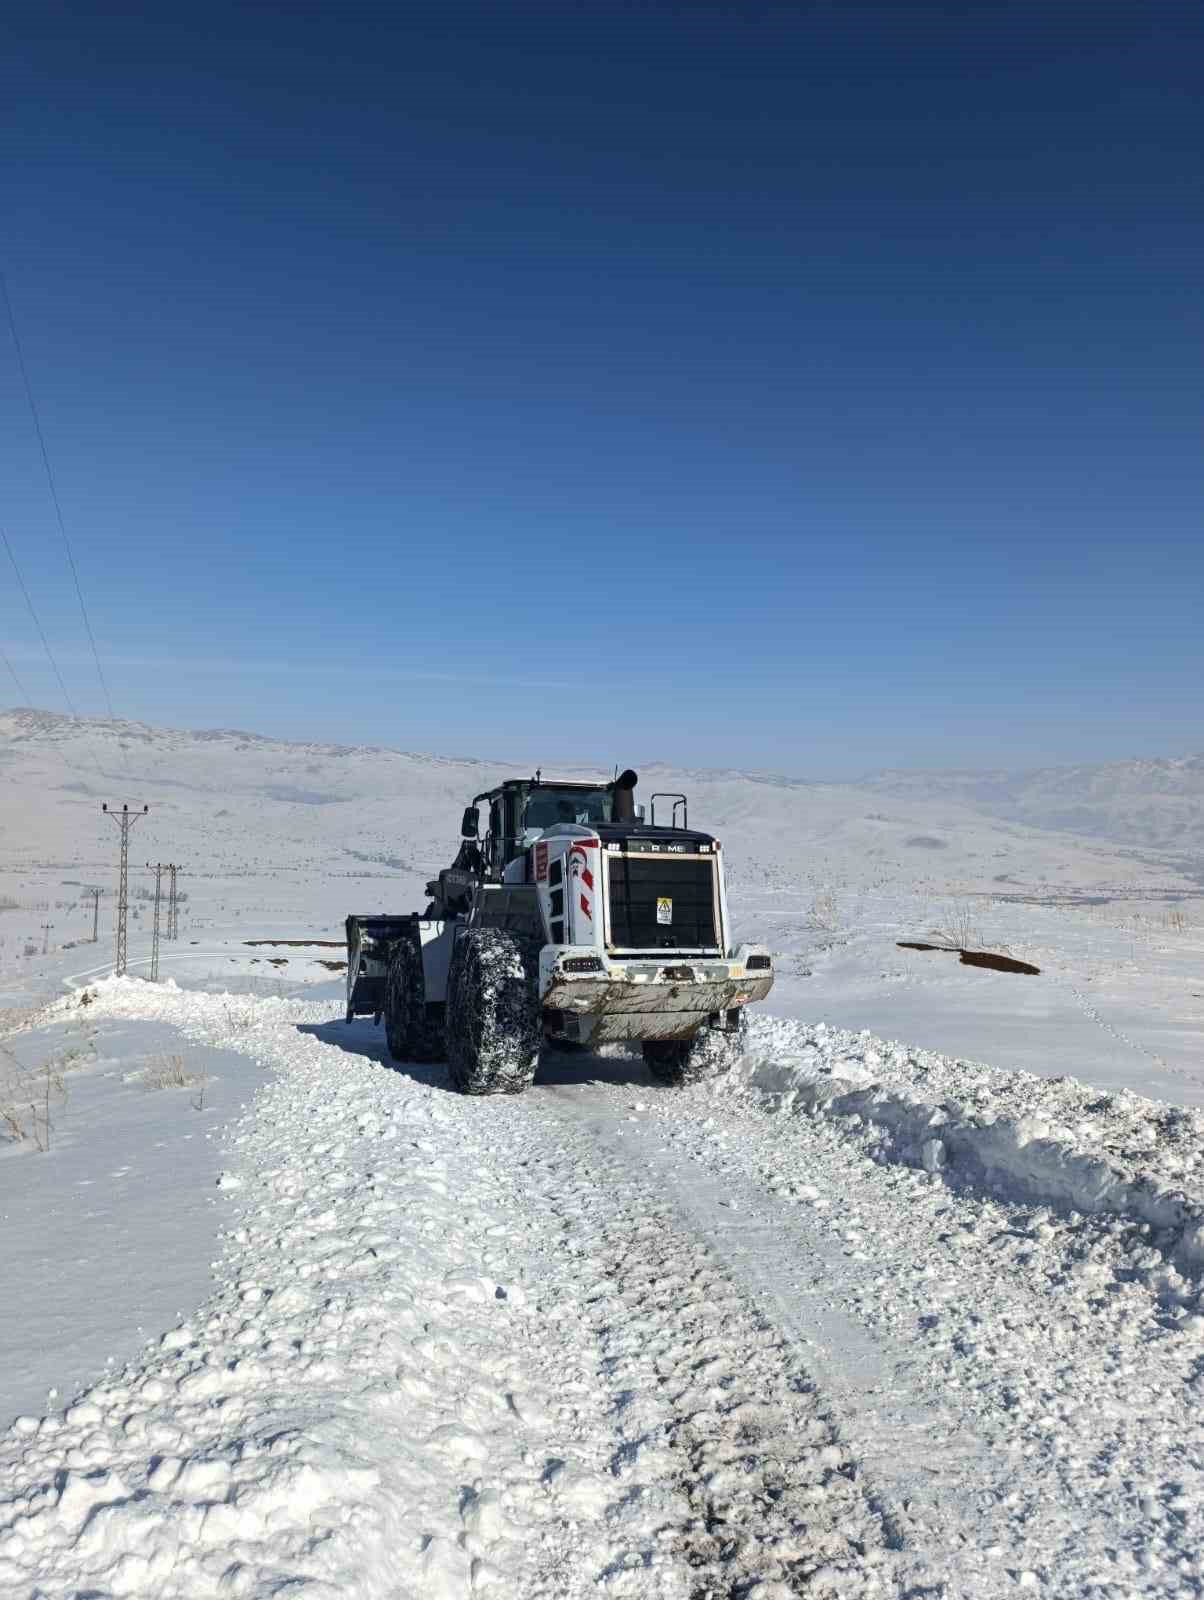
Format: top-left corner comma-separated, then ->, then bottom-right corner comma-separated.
611,768 -> 638,824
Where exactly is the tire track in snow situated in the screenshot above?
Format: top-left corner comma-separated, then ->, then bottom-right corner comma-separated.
509,1140 -> 899,1598
584,1223 -> 895,1599
514,1083 -> 951,1598
525,1051 -> 1204,1597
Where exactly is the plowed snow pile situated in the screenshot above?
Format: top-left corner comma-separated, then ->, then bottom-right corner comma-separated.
1,978 -> 1203,1598
727,1018 -> 1204,1265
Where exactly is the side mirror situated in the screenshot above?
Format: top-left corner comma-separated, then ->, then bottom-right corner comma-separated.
460,806 -> 480,839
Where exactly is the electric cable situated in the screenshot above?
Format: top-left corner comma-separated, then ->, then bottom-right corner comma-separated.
1,522 -> 81,715
2,522 -> 107,780
0,642 -> 32,702
1,269 -> 119,724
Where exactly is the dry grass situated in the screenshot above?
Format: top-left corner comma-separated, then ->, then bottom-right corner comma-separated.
1,1007 -> 94,1152
0,1004 -> 42,1037
142,1053 -> 190,1090
139,1053 -> 211,1110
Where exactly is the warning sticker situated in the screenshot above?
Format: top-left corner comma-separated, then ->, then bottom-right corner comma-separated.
656,897 -> 673,925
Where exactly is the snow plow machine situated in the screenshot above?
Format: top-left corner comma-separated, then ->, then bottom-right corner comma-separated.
345,769 -> 773,1094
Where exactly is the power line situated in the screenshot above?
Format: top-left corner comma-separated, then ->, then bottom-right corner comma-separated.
0,270 -> 120,727
1,521 -> 81,715
0,641 -> 32,702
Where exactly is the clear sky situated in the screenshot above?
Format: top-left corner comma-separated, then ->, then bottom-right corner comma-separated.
1,1 -> 1200,775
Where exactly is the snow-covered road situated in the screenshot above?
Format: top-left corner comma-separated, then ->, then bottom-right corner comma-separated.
2,980 -> 1203,1598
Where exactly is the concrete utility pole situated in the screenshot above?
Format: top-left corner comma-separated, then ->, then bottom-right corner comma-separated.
167,864 -> 181,941
40,921 -> 53,955
147,863 -> 164,982
85,887 -> 101,943
102,804 -> 148,976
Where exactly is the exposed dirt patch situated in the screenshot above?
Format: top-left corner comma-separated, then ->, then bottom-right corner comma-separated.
897,941 -> 1040,976
243,939 -> 343,948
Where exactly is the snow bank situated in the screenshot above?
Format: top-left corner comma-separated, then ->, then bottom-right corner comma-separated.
0,978 -> 593,1598
729,1017 -> 1204,1270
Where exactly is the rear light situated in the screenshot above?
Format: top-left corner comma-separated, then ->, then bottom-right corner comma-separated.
746,954 -> 771,971
561,956 -> 604,974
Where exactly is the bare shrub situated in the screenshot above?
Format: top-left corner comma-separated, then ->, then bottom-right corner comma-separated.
0,1029 -> 25,1141
930,901 -> 985,951
2,1056 -> 67,1152
1163,909 -> 1190,933
809,890 -> 838,930
222,1001 -> 254,1033
31,1060 -> 66,1151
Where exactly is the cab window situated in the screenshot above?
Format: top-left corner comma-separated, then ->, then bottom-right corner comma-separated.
522,788 -> 612,830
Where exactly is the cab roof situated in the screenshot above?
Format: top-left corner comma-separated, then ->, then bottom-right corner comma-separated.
473,776 -> 611,802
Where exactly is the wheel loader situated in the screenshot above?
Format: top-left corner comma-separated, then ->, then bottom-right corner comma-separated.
345,768 -> 773,1094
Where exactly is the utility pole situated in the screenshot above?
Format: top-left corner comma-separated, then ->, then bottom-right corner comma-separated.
85,887 -> 101,943
167,864 -> 180,940
40,921 -> 53,955
147,863 -> 164,982
102,804 -> 148,977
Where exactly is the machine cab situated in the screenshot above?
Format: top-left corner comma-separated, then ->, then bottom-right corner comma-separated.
473,777 -> 621,880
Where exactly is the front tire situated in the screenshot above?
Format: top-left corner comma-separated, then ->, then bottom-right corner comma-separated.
384,929 -> 445,1064
445,927 -> 540,1094
643,1010 -> 748,1086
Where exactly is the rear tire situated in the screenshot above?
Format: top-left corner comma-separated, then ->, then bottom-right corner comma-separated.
643,1010 -> 748,1086
445,927 -> 541,1095
384,929 -> 445,1064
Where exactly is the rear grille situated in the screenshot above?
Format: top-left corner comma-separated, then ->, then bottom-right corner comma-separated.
605,855 -> 718,950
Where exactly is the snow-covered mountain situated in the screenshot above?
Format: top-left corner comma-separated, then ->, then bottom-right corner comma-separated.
1,706 -> 1194,905
857,753 -> 1204,858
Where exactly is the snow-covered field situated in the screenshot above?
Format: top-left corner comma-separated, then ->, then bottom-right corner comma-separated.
2,709 -> 1203,1597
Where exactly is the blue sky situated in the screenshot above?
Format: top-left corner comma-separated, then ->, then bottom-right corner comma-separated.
1,1 -> 1200,774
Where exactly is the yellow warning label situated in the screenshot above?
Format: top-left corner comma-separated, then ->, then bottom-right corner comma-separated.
656,897 -> 673,925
